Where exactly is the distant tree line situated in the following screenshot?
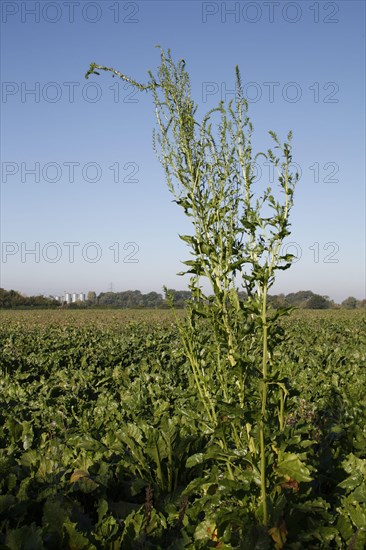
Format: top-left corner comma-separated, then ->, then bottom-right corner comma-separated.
0,289 -> 59,309
1,287 -> 365,310
87,289 -> 191,309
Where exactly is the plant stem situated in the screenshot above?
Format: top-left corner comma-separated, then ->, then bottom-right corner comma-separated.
260,283 -> 268,526
279,387 -> 285,431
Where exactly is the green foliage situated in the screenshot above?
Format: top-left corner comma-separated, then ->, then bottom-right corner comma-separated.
85,47 -> 299,527
0,311 -> 365,547
305,294 -> 332,309
2,288 -> 350,310
81,48 -> 366,543
0,288 -> 194,310
341,296 -> 358,309
0,289 -> 59,309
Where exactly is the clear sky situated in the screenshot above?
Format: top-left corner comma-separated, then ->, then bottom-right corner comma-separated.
1,0 -> 365,302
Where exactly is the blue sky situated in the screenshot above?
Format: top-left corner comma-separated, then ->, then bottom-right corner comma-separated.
1,0 -> 365,302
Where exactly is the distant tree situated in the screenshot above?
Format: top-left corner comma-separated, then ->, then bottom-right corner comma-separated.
268,293 -> 287,309
144,291 -> 164,308
164,289 -> 191,308
306,294 -> 331,309
286,290 -> 315,308
87,291 -> 97,304
0,288 -> 12,307
0,288 -> 59,308
97,292 -> 116,306
341,296 -> 357,309
97,290 -> 144,308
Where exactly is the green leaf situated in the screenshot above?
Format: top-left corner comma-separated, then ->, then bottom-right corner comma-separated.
6,525 -> 44,550
67,434 -> 105,452
186,453 -> 204,468
348,504 -> 366,529
97,499 -> 108,526
276,452 -> 312,483
42,498 -> 67,534
342,453 -> 366,477
194,519 -> 217,542
339,472 -> 363,491
336,513 -> 354,542
63,521 -> 96,549
178,234 -> 195,245
0,494 -> 17,514
315,526 -> 338,542
21,422 -> 34,451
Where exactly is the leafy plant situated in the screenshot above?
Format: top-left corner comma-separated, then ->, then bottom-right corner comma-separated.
85,48 -> 299,528
0,311 -> 365,546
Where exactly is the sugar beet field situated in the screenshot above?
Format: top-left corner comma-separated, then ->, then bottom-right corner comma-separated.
0,309 -> 365,549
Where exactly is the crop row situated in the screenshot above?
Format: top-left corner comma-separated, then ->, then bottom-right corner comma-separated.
0,312 -> 365,548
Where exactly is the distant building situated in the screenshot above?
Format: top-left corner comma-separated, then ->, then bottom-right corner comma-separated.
52,292 -> 86,303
